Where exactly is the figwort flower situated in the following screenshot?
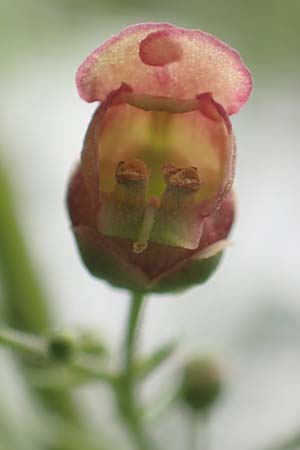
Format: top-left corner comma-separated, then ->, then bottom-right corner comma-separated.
67,23 -> 252,292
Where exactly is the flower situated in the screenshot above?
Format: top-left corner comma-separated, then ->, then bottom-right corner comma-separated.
67,23 -> 252,293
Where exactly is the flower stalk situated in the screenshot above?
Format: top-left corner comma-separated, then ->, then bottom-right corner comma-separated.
117,291 -> 154,450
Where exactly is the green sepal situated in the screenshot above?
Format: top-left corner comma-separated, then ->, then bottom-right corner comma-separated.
75,232 -> 147,293
151,253 -> 223,293
76,230 -> 223,294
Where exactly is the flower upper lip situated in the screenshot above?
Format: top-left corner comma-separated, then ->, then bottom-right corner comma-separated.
76,22 -> 252,115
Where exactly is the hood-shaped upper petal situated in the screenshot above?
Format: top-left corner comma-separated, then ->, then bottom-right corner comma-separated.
76,22 -> 252,114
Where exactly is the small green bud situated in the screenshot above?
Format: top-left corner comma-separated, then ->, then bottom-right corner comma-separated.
180,357 -> 222,412
78,331 -> 108,357
47,330 -> 76,362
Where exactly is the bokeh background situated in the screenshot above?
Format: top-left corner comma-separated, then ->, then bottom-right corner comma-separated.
1,0 -> 300,449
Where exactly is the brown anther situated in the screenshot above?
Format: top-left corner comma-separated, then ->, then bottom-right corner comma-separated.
162,164 -> 181,177
163,165 -> 201,192
116,159 -> 150,185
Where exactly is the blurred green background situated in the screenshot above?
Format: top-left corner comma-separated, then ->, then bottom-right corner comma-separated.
1,0 -> 300,449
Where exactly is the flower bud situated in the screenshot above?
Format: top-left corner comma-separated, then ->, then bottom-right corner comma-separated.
47,330 -> 76,362
78,330 -> 108,357
180,357 -> 222,412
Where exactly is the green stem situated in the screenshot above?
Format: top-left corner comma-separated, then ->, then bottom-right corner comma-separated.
0,326 -> 45,355
0,166 -> 50,333
136,340 -> 177,380
124,292 -> 144,382
118,291 -> 153,450
187,413 -> 209,450
71,356 -> 115,384
0,326 -> 114,385
142,387 -> 179,424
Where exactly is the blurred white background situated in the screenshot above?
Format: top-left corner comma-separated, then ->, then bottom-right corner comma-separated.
1,1 -> 300,449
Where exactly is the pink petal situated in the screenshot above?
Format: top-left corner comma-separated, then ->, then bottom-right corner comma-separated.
197,190 -> 236,252
80,89 -> 235,217
79,83 -> 132,209
77,22 -> 252,114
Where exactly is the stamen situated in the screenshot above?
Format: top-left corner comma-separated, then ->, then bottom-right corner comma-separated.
163,164 -> 201,192
150,164 -> 203,249
133,197 -> 159,254
116,159 -> 149,185
98,158 -> 150,241
114,158 -> 150,207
